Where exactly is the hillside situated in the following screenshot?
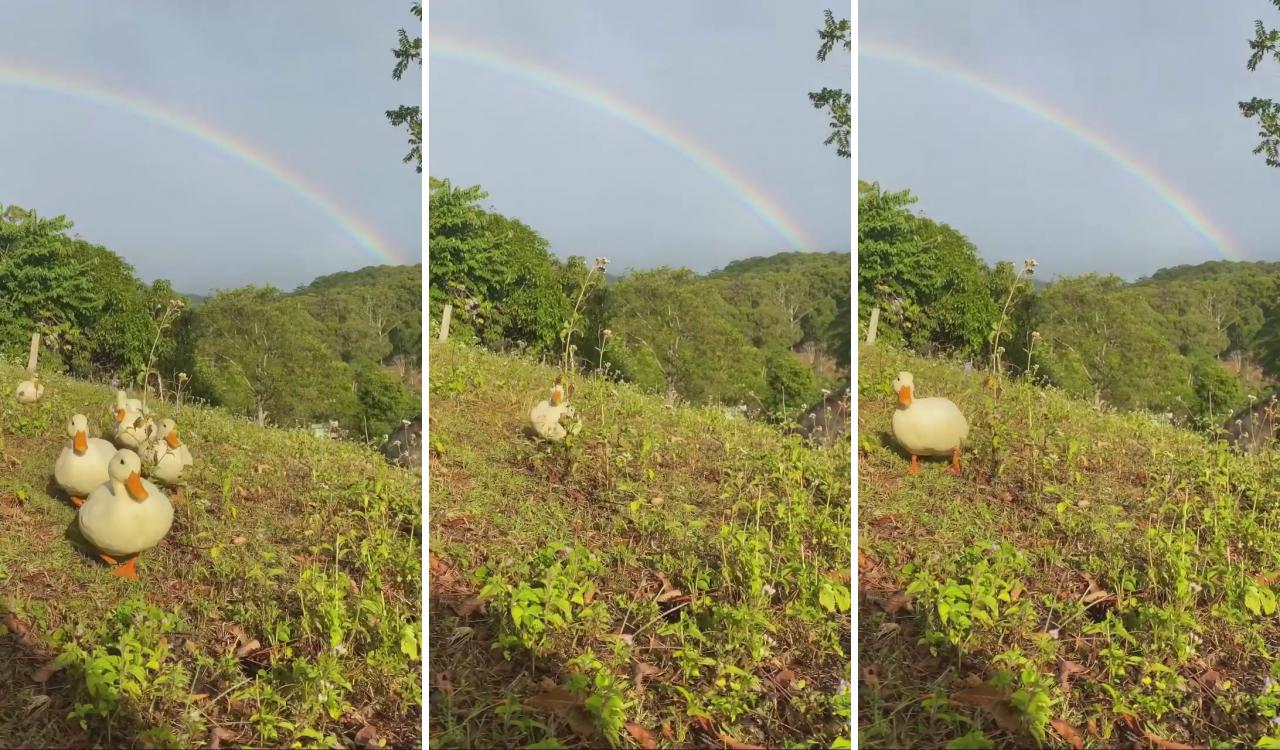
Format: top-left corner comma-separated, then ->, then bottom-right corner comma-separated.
0,362 -> 421,748
858,344 -> 1280,748
427,340 -> 852,749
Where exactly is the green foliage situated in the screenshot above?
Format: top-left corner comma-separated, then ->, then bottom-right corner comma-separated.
764,349 -> 819,419
857,183 -> 997,358
387,3 -> 422,171
192,286 -> 357,427
809,9 -> 851,158
604,268 -> 766,405
0,205 -> 161,378
353,358 -> 421,438
1240,0 -> 1280,167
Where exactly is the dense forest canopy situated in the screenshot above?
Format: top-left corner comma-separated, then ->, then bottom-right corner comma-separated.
859,179 -> 1280,428
428,177 -> 851,421
0,202 -> 421,440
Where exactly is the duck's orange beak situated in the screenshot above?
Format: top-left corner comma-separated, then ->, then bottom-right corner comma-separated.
897,385 -> 913,407
166,430 -> 181,449
74,430 -> 88,455
125,472 -> 148,502
116,407 -> 126,422
550,387 -> 563,406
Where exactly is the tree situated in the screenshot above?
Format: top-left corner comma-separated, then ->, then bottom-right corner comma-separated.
1240,0 -> 1280,166
0,205 -> 159,378
809,9 -> 851,158
764,348 -> 818,419
1023,275 -> 1192,414
857,182 -> 997,357
603,268 -> 765,406
388,3 -> 423,172
192,287 -> 356,427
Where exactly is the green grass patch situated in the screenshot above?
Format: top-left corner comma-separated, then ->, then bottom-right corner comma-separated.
428,339 -> 852,749
0,362 -> 421,748
859,344 -> 1280,749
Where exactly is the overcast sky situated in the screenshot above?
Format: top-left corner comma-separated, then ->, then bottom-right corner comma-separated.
860,1 -> 1280,281
0,2 -> 421,294
429,1 -> 851,276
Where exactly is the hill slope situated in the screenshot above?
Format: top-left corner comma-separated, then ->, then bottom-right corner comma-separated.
858,345 -> 1280,748
0,362 -> 421,748
428,340 -> 852,749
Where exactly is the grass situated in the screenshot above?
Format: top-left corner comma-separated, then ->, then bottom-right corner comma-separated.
427,339 -> 852,749
0,361 -> 421,748
858,344 -> 1280,749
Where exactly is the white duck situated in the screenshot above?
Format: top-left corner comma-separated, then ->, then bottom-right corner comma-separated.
140,418 -> 194,485
112,391 -> 155,450
14,375 -> 44,403
54,414 -> 118,506
78,449 -> 174,579
891,371 -> 969,476
529,378 -> 580,442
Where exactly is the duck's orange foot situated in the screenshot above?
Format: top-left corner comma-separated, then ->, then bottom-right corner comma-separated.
69,495 -> 84,508
97,552 -> 138,579
112,557 -> 138,580
950,449 -> 962,476
909,455 -> 921,474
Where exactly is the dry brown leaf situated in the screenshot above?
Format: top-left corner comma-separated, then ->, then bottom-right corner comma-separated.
626,723 -> 658,749
189,692 -> 210,702
565,706 -> 596,739
354,724 -> 379,747
435,670 -> 455,696
633,661 -> 663,693
428,551 -> 452,576
443,516 -> 473,528
1143,731 -> 1197,750
860,664 -> 881,689
774,666 -> 798,690
232,535 -> 247,545
1200,668 -> 1222,690
235,639 -> 261,659
2,613 -> 40,650
209,727 -> 237,750
719,733 -> 766,750
883,591 -> 914,616
454,596 -> 486,618
1009,583 -> 1024,602
655,588 -> 685,604
950,684 -> 1010,710
184,639 -> 200,655
1081,572 -> 1113,604
1051,719 -> 1085,750
525,687 -> 580,712
1058,658 -> 1089,690
30,660 -> 63,683
1087,718 -> 1099,737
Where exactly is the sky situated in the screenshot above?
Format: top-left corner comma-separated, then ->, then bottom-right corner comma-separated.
860,1 -> 1280,281
0,2 -> 421,294
429,1 -> 851,276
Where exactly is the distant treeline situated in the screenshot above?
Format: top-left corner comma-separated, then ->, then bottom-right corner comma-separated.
0,203 -> 421,440
860,179 -> 1280,427
429,177 -> 851,420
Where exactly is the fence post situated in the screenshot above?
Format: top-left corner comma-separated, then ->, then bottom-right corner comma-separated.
26,333 -> 40,372
439,303 -> 452,342
867,307 -> 880,346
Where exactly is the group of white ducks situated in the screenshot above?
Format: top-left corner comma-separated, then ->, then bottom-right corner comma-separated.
44,390 -> 194,579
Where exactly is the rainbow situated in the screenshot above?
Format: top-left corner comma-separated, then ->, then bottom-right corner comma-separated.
861,39 -> 1243,260
431,34 -> 817,250
0,64 -> 409,265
